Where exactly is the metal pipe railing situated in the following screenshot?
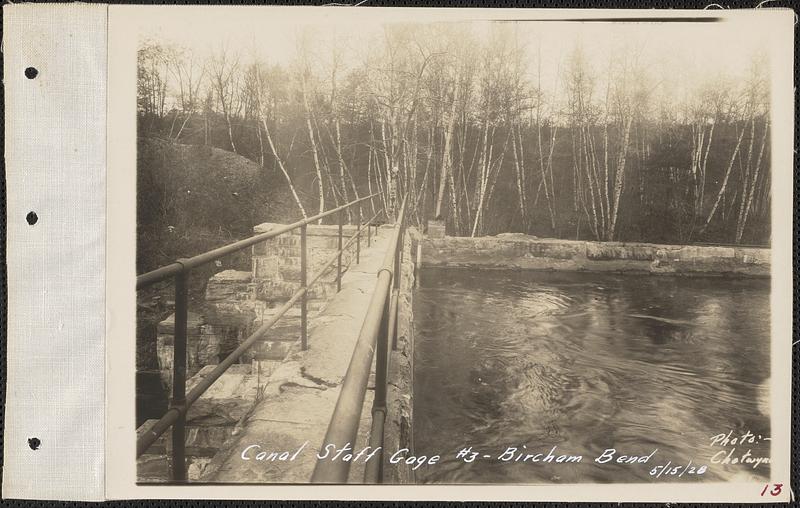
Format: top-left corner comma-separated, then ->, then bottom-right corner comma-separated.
170,269 -> 189,481
136,195 -> 382,481
300,224 -> 308,351
137,194 -> 377,289
362,285 -> 399,484
311,196 -> 408,484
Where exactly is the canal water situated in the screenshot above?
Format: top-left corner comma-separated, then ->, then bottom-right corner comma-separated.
413,267 -> 771,484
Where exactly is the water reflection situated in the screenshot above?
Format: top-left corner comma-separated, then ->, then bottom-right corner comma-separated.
413,268 -> 770,484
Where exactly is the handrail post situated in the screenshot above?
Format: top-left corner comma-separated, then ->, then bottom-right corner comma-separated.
356,207 -> 362,264
356,225 -> 361,265
170,267 -> 189,482
391,224 -> 403,349
367,217 -> 372,247
337,209 -> 343,292
393,225 -> 402,291
374,291 -> 390,410
300,224 -> 308,351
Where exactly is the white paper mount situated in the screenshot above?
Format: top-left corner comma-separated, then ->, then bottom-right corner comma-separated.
2,4 -> 107,501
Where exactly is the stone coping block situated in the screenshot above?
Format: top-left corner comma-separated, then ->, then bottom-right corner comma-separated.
206,270 -> 254,303
422,235 -> 770,276
208,269 -> 253,282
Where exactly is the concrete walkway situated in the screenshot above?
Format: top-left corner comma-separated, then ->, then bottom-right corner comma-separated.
202,227 -> 392,484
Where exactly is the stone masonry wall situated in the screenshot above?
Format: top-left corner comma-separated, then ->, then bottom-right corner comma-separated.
423,234 -> 770,276
384,226 -> 419,484
143,223 -> 363,481
156,223 -> 362,386
250,222 -> 357,304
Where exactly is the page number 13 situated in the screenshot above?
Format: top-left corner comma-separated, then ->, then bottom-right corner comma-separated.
760,483 -> 783,497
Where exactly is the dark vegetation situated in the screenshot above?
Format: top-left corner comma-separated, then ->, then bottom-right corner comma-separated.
137,136 -> 298,274
135,137 -> 297,372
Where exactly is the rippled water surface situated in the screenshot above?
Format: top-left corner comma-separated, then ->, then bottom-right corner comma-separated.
413,268 -> 770,484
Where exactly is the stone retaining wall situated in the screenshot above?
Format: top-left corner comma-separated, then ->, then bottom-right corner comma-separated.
384,226 -> 419,484
423,234 -> 770,276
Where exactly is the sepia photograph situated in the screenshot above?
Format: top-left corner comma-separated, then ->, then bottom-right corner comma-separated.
128,7 -> 786,490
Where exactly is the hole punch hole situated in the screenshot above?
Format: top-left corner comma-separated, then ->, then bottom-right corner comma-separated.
24,67 -> 38,79
26,211 -> 38,225
28,437 -> 41,450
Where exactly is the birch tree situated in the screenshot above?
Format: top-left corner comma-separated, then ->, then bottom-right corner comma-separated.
252,61 -> 307,218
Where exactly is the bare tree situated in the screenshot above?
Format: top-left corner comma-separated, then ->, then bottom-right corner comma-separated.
209,44 -> 242,153
167,48 -> 206,142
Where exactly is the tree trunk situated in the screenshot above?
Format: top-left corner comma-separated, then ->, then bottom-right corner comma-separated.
435,90 -> 459,220
545,124 -> 559,232
736,117 -> 769,243
255,119 -> 265,167
511,126 -> 526,229
471,122 -> 492,237
608,115 -> 633,240
334,119 -> 351,222
302,86 -> 325,222
702,124 -> 746,232
174,111 -> 193,142
580,126 -> 600,239
261,118 -> 307,218
367,123 -> 377,215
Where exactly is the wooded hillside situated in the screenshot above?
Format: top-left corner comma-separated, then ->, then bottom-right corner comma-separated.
138,23 -> 771,248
